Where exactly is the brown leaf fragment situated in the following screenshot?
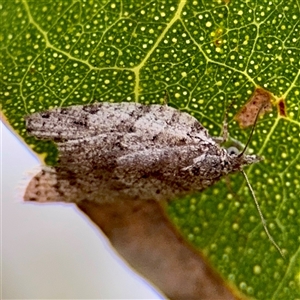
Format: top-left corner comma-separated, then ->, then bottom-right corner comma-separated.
278,99 -> 287,117
234,88 -> 273,128
77,200 -> 248,300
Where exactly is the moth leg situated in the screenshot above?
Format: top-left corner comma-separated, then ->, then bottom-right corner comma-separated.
163,90 -> 169,106
213,107 -> 229,145
221,107 -> 229,143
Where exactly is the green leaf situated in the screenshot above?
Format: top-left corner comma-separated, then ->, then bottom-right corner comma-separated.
1,0 -> 299,299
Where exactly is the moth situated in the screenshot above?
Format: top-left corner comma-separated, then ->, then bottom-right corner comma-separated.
24,102 -> 284,257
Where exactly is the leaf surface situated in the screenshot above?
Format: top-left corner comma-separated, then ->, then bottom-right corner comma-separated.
1,0 -> 299,299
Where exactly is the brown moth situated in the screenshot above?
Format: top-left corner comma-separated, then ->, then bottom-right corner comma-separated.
24,102 -> 260,203
24,102 -> 284,257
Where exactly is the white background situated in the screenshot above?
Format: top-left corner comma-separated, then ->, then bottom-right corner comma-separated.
1,121 -> 164,299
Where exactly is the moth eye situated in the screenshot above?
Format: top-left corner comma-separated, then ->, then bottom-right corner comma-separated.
227,146 -> 239,156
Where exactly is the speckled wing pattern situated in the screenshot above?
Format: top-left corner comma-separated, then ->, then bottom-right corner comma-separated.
24,103 -> 260,204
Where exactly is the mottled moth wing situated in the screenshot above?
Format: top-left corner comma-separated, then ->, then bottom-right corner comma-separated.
24,102 -> 260,204
25,103 -> 208,143
26,103 -> 214,171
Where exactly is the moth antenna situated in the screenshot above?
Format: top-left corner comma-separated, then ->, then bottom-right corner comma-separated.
238,105 -> 264,157
241,169 -> 285,258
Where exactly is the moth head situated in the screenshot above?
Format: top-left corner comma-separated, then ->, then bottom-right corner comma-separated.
226,145 -> 262,168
